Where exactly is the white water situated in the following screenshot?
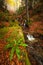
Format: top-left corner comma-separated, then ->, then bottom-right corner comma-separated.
27,34 -> 35,41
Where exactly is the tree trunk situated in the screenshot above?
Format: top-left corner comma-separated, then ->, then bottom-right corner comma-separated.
25,0 -> 29,21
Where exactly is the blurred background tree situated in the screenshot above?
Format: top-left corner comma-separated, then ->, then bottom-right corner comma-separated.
0,0 -> 4,11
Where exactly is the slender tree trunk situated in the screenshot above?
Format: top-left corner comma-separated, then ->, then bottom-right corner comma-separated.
25,0 -> 29,21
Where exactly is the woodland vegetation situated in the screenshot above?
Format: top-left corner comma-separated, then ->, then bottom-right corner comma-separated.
0,0 -> 43,65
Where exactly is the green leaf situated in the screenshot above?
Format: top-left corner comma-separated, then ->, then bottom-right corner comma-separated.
10,47 -> 15,61
25,52 -> 31,65
20,43 -> 28,47
16,47 -> 21,60
4,43 -> 13,50
13,40 -> 17,44
18,38 -> 23,44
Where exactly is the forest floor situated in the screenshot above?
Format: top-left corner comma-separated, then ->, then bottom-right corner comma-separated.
0,4 -> 43,65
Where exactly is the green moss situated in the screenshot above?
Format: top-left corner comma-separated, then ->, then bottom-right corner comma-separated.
0,27 -> 9,39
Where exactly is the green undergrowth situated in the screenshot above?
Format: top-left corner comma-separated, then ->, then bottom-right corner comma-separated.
0,20 -> 31,65
4,25 -> 27,60
0,27 -> 9,39
0,20 -> 20,38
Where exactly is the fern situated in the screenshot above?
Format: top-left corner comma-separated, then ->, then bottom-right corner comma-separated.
10,47 -> 15,61
4,38 -> 28,61
25,52 -> 31,65
20,43 -> 28,47
16,47 -> 21,60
